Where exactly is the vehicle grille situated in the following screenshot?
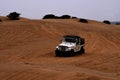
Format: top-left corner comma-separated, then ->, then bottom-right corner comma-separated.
59,46 -> 67,51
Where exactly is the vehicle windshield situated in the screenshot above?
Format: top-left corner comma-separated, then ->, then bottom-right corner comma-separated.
63,37 -> 76,43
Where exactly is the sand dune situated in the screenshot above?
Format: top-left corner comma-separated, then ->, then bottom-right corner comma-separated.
0,17 -> 120,80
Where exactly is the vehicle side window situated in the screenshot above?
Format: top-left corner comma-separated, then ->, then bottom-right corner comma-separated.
76,38 -> 79,44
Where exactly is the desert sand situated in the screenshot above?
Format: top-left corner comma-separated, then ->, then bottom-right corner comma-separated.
0,17 -> 120,80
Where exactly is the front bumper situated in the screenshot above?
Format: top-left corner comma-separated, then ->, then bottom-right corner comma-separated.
55,49 -> 73,56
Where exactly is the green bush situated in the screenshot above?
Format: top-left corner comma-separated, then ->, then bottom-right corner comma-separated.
60,15 -> 71,19
43,14 -> 71,19
103,20 -> 111,24
43,14 -> 56,19
7,12 -> 20,20
79,18 -> 88,23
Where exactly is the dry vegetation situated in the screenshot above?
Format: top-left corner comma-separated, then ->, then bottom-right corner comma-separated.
0,17 -> 120,80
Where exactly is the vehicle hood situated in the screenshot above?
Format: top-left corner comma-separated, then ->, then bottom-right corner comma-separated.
59,42 -> 76,47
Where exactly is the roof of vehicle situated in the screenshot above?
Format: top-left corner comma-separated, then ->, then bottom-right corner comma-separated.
63,35 -> 80,39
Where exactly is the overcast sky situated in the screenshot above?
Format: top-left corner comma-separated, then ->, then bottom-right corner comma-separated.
0,0 -> 120,21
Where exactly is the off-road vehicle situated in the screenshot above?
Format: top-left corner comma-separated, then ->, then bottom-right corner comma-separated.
55,35 -> 85,56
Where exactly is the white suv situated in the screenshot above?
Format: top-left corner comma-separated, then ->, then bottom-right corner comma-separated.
55,35 -> 85,56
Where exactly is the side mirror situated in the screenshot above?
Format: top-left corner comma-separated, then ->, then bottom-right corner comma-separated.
80,38 -> 85,45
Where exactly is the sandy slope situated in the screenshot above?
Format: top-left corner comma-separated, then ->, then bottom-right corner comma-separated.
0,17 -> 120,80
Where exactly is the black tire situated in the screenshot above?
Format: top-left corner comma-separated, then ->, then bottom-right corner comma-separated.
77,50 -> 81,55
55,50 -> 60,57
78,47 -> 85,54
69,49 -> 74,56
55,53 -> 59,57
81,47 -> 85,54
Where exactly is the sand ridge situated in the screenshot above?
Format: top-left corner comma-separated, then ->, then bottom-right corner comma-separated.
0,18 -> 120,80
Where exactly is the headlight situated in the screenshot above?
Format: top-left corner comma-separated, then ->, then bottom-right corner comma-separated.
68,47 -> 72,50
66,47 -> 72,51
56,46 -> 72,51
56,46 -> 59,49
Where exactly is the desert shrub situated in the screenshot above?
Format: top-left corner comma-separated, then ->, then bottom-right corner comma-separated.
43,14 -> 72,19
60,15 -> 71,19
72,16 -> 77,19
54,16 -> 61,19
7,12 -> 20,20
116,23 -> 120,25
79,18 -> 88,23
103,20 -> 111,24
43,14 -> 56,19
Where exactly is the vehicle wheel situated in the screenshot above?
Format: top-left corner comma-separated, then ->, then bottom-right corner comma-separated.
55,53 -> 59,57
78,47 -> 85,54
69,49 -> 74,56
78,49 -> 81,55
55,50 -> 60,57
81,47 -> 85,54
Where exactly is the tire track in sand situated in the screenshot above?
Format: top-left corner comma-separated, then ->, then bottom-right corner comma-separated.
41,23 -> 63,36
27,63 -> 120,80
